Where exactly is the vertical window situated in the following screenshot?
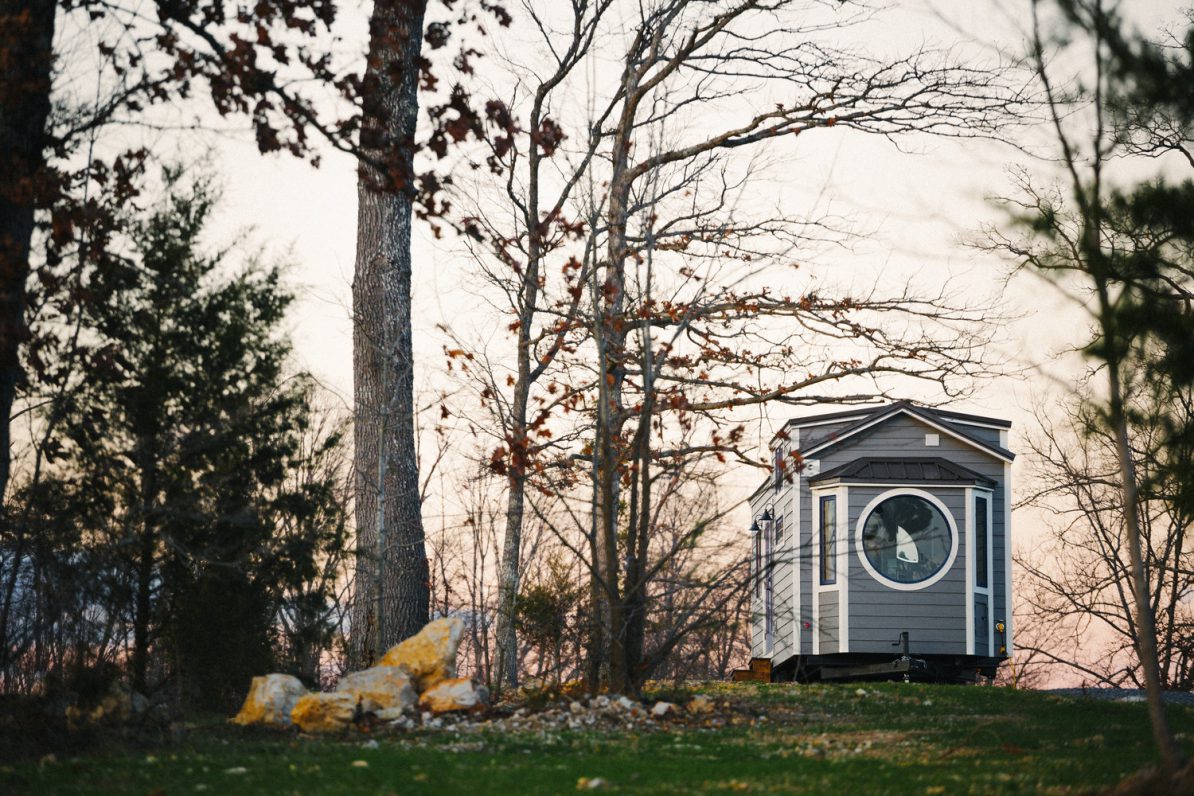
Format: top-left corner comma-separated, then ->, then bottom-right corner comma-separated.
774,515 -> 784,547
975,495 -> 989,589
774,446 -> 784,490
754,532 -> 762,597
820,495 -> 836,584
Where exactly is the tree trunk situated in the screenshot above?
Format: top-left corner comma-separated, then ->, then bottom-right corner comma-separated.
1106,362 -> 1187,771
131,438 -> 158,694
0,0 -> 57,504
493,407 -> 526,692
351,0 -> 430,665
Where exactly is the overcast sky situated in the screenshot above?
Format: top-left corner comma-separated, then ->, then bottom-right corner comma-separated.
180,0 -> 1187,543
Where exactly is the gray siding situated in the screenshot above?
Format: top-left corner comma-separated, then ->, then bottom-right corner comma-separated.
769,489 -> 797,662
798,481 -> 817,656
974,593 -> 990,656
847,486 -> 967,655
749,481 -> 800,660
797,421 -> 861,453
760,410 -> 1010,667
817,590 -> 840,651
941,419 -> 1003,449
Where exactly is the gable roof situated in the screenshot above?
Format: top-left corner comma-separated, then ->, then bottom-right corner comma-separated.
792,401 -> 1014,462
809,456 -> 997,487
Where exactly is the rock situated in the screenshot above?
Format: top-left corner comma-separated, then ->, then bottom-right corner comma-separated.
290,692 -> 358,733
687,694 -> 714,714
232,674 -> 307,727
615,696 -> 637,712
651,701 -> 674,717
577,777 -> 609,790
569,701 -> 585,715
417,678 -> 490,714
378,617 -> 464,691
335,666 -> 415,713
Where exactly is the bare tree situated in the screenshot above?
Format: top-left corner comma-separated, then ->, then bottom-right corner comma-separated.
983,0 -> 1192,772
444,0 -> 1019,696
1017,382 -> 1194,690
583,0 -> 1016,693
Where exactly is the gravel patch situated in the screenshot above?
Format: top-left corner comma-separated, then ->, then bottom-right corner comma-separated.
1046,688 -> 1194,706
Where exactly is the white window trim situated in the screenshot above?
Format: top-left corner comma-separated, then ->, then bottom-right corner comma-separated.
837,484 -> 849,653
810,485 -> 846,654
854,487 -> 959,592
1004,461 -> 1014,656
965,487 -> 974,655
973,489 -> 994,595
964,487 -> 995,655
986,489 -> 995,653
790,443 -> 802,655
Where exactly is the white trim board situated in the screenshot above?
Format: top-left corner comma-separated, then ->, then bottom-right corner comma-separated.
791,466 -> 802,655
1004,461 -> 1014,656
965,486 -> 974,656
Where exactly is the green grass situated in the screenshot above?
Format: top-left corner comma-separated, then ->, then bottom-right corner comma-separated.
4,683 -> 1191,794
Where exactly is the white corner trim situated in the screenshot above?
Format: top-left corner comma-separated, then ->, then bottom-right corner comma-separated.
987,491 -> 996,655
854,488 -> 960,592
965,486 -> 974,656
1004,461 -> 1014,656
791,473 -> 801,654
838,484 -> 849,653
811,485 -> 823,656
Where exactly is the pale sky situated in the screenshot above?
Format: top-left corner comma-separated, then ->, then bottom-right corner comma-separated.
165,0 -> 1187,682
207,0 -> 1058,466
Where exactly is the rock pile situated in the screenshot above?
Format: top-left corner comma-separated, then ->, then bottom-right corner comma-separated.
380,692 -> 744,735
232,617 -> 489,732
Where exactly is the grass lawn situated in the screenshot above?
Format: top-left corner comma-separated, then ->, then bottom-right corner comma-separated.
3,682 -> 1191,794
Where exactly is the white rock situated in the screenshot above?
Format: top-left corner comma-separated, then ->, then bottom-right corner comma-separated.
651,701 -> 674,717
378,617 -> 465,691
231,674 -> 307,727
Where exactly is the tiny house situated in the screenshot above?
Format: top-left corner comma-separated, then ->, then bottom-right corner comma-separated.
746,402 -> 1012,682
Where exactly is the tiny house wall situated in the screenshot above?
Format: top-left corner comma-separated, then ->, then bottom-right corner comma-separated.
749,407 -> 1011,669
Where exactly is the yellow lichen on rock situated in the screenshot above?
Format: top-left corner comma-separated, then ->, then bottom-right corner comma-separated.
378,616 -> 464,691
290,692 -> 358,732
335,665 -> 415,713
417,677 -> 489,714
231,674 -> 307,727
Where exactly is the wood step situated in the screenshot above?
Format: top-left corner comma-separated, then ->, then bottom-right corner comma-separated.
730,669 -> 769,682
749,657 -> 772,675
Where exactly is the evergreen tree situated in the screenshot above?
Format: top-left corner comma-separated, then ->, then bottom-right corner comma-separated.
28,169 -> 350,709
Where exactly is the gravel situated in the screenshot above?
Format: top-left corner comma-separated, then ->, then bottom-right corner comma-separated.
1045,688 -> 1194,705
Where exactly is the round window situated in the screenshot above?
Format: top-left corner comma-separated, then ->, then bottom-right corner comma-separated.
860,494 -> 954,585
